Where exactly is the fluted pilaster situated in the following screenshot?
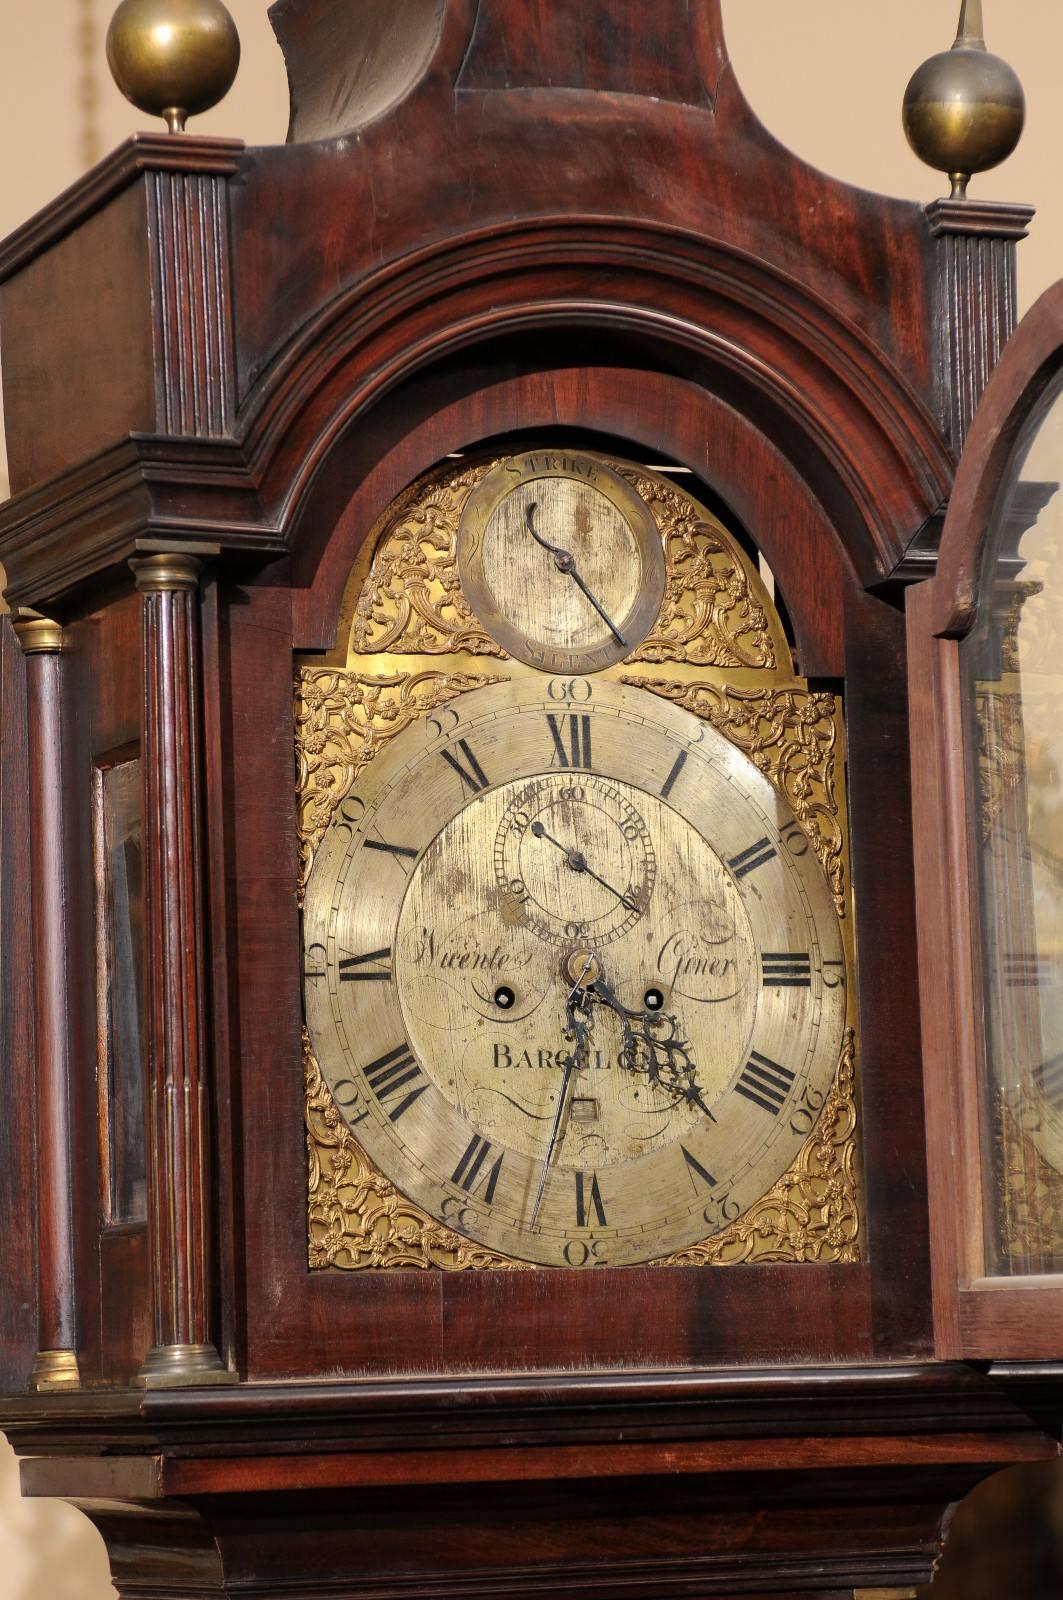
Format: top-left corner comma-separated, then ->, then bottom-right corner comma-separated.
131,553 -> 233,1388
928,198 -> 1034,453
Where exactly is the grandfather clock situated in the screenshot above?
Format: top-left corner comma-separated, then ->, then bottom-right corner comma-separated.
1,2 -> 1061,1596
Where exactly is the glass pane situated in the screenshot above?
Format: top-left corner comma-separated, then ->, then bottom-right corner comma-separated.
967,370 -> 1063,1275
95,757 -> 146,1224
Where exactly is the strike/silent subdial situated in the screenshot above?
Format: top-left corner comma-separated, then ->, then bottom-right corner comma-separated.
494,775 -> 656,948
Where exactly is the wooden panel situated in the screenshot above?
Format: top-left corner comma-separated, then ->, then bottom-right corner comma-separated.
60,589 -> 148,1386
241,0 -> 940,418
34,1465 -> 1008,1599
844,591 -> 933,1360
457,0 -> 721,101
0,187 -> 153,493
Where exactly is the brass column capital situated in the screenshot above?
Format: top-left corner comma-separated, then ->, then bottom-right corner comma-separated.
12,609 -> 64,655
130,553 -> 203,594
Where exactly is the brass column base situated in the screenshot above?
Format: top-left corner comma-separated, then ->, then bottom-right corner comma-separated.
135,1342 -> 238,1389
30,1348 -> 81,1391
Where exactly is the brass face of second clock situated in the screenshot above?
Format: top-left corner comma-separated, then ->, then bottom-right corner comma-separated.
457,451 -> 667,673
303,677 -> 847,1268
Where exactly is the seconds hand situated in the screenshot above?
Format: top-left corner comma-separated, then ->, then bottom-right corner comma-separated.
524,503 -> 627,648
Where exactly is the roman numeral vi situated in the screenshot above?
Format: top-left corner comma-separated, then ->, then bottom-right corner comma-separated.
575,1171 -> 607,1228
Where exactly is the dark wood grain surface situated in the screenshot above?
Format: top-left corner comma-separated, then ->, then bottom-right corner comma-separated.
6,1365 -> 1062,1597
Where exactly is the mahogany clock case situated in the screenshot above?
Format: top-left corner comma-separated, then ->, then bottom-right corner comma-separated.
0,358 -> 931,1389
0,0 -> 978,1389
3,4 -> 1061,1596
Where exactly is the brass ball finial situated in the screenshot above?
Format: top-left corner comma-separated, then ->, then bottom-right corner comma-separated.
902,0 -> 1024,199
106,0 -> 240,134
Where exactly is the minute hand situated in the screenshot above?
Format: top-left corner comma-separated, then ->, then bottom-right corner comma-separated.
529,989 -> 591,1230
524,503 -> 627,648
530,820 -> 640,914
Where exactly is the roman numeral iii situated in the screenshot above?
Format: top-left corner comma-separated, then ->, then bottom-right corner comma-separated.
1037,1053 -> 1063,1111
761,952 -> 812,988
735,1052 -> 796,1115
547,713 -> 593,769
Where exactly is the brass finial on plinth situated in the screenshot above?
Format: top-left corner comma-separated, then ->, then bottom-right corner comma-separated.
902,0 -> 1025,199
106,0 -> 240,135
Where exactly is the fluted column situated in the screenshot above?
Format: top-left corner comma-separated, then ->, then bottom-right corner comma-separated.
131,553 -> 233,1388
927,198 -> 1034,453
13,610 -> 81,1391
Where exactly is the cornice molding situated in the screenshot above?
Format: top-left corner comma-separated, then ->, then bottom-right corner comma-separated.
0,134 -> 244,286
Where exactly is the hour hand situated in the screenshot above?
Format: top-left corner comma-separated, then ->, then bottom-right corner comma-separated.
524,503 -> 627,648
589,976 -> 716,1122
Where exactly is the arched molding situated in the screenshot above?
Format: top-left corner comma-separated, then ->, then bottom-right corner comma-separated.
241,220 -> 952,590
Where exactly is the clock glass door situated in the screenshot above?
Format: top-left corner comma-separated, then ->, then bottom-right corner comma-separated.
967,371 -> 1063,1276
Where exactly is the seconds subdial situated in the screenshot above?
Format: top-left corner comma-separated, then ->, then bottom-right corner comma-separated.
494,775 -> 656,948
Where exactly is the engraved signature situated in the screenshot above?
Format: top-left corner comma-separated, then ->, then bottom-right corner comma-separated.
403,926 -> 536,974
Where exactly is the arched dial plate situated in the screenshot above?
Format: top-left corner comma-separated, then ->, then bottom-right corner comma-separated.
457,451 -> 667,674
303,678 -> 847,1268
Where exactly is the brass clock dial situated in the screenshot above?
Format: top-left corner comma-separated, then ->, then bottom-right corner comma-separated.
457,450 -> 667,673
303,678 -> 847,1268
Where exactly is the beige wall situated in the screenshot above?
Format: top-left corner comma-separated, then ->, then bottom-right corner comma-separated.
0,4 -> 1060,1595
